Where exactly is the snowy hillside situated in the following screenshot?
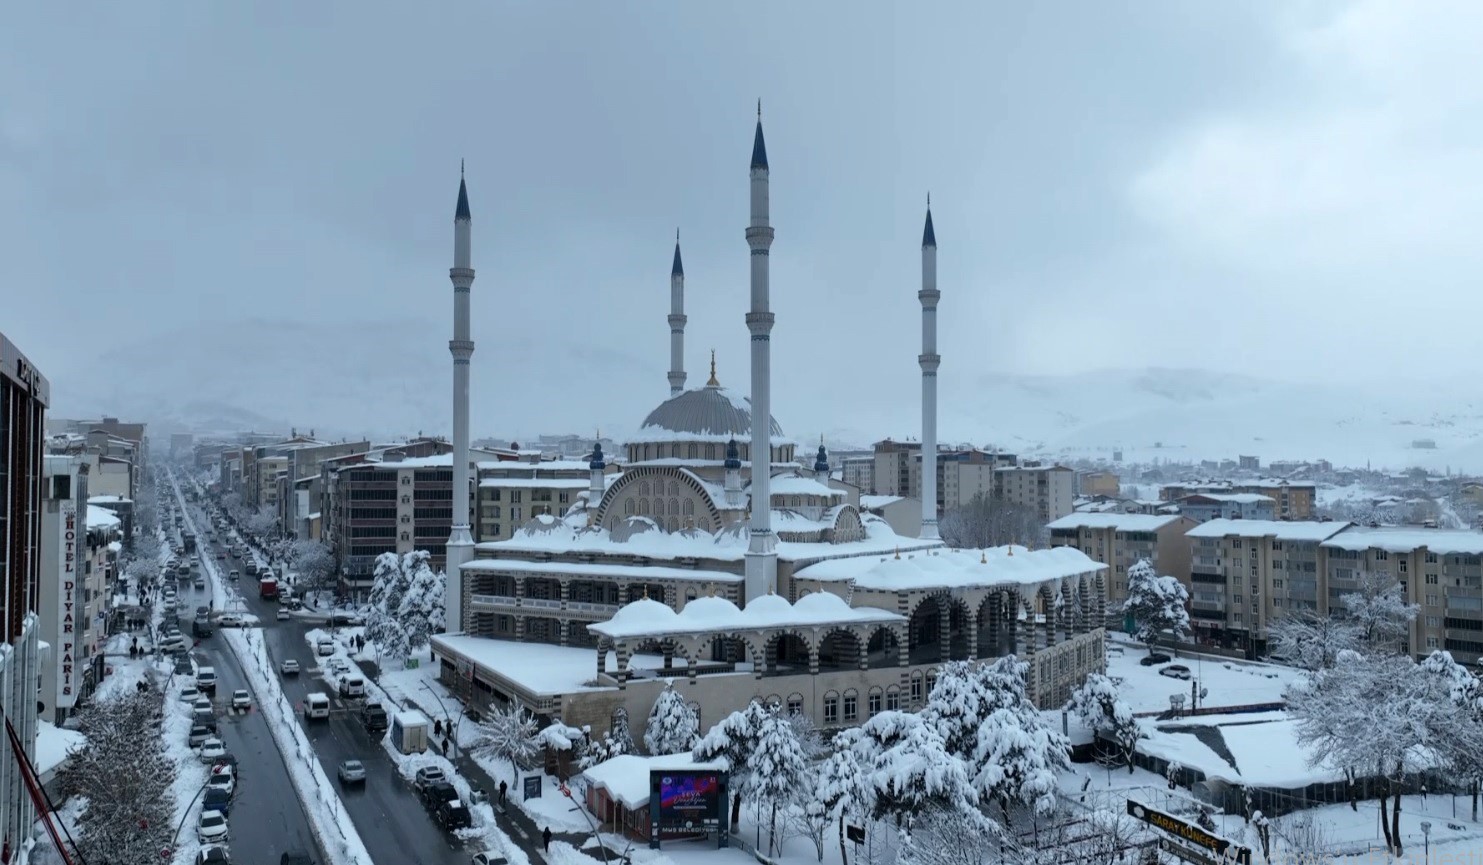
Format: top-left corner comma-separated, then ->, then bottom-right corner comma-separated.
48,323 -> 1483,473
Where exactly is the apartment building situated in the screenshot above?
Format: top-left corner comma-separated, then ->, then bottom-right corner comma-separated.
1078,471 -> 1121,498
995,464 -> 1075,523
476,455 -> 615,542
1178,493 -> 1276,523
840,456 -> 874,492
1047,512 -> 1196,608
872,439 -> 921,497
325,455 -> 451,593
1320,526 -> 1483,665
276,440 -> 371,539
1184,519 -> 1351,657
1161,480 -> 1317,520
0,331 -> 48,848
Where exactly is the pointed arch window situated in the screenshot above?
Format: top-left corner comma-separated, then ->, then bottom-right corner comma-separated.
639,497 -> 650,514
669,497 -> 679,515
639,480 -> 651,496
625,498 -> 635,516
688,444 -> 698,460
655,499 -> 666,516
682,498 -> 695,516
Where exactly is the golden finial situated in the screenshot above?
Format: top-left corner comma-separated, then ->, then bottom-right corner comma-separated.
708,583 -> 716,598
981,551 -> 987,564
1008,545 -> 1014,557
707,350 -> 719,387
894,546 -> 900,560
642,585 -> 650,600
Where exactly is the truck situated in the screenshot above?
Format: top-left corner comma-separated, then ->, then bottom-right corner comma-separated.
182,531 -> 197,554
259,576 -> 279,600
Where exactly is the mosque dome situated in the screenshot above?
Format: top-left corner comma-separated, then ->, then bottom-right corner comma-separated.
637,385 -> 783,441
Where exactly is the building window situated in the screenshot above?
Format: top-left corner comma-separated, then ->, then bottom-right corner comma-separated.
886,687 -> 901,711
1425,573 -> 1438,585
843,690 -> 858,722
867,688 -> 882,716
823,692 -> 839,725
909,672 -> 924,704
787,694 -> 803,716
625,499 -> 635,516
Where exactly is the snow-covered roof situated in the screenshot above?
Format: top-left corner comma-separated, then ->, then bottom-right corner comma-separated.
35,721 -> 84,779
463,557 -> 741,584
1321,526 -> 1483,555
1186,519 -> 1351,542
635,384 -> 783,442
475,512 -> 934,564
86,505 -> 121,531
479,459 -> 595,472
86,495 -> 130,504
375,455 -> 453,468
478,478 -> 593,490
431,635 -> 682,696
770,476 -> 842,498
588,592 -> 902,640
859,495 -> 905,509
1046,513 -> 1184,532
582,754 -> 726,810
796,544 -> 1106,592
394,710 -> 430,727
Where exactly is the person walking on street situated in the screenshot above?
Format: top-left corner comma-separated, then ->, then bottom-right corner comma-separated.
542,827 -> 551,851
499,779 -> 507,804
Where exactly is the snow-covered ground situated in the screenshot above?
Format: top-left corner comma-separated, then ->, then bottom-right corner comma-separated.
1105,635 -> 1296,714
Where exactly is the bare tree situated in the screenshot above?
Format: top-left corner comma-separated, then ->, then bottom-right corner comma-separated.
939,493 -> 1045,550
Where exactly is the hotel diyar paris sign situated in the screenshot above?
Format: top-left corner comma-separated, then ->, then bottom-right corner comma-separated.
57,500 -> 80,708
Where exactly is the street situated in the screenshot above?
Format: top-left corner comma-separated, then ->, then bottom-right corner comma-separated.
181,494 -> 471,865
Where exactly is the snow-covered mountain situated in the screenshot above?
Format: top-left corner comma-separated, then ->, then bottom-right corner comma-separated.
47,321 -> 1483,473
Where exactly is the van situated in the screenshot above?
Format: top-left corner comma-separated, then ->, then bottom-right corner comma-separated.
196,667 -> 218,693
339,677 -> 366,700
305,693 -> 331,720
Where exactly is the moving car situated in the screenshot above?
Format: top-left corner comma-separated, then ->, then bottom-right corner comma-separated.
228,570 -> 240,581
276,608 -> 291,621
337,759 -> 366,784
280,659 -> 300,676
304,693 -> 331,720
199,738 -> 228,763
338,677 -> 366,699
196,667 -> 218,693
197,809 -> 229,844
1139,653 -> 1173,667
471,855 -> 509,865
361,702 -> 389,733
230,689 -> 252,711
218,614 -> 244,627
195,577 -> 206,589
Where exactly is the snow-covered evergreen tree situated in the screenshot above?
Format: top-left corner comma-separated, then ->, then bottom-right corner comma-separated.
473,702 -> 541,771
643,683 -> 699,755
693,698 -> 770,827
786,707 -> 828,760
745,704 -> 808,855
817,740 -> 872,865
397,554 -> 444,654
920,659 -> 988,760
289,539 -> 337,591
1123,559 -> 1190,653
57,690 -> 176,864
867,713 -> 975,821
1066,672 -> 1143,773
608,707 -> 636,756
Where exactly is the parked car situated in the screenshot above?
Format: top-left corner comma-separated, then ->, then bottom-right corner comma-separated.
196,845 -> 231,865
1139,653 -> 1173,667
197,809 -> 229,844
174,656 -> 195,675
361,702 -> 389,733
187,724 -> 213,748
317,639 -> 334,657
179,686 -> 201,703
421,781 -> 460,810
472,855 -> 509,865
280,659 -> 300,676
199,738 -> 227,763
230,689 -> 252,711
339,677 -> 366,700
337,760 -> 366,784
434,798 -> 472,831
414,766 -> 448,792
1160,664 -> 1193,680
203,785 -> 233,816
206,766 -> 237,797
192,710 -> 217,732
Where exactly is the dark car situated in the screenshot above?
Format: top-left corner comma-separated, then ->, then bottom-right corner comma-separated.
434,798 -> 472,831
202,786 -> 232,815
1140,653 -> 1173,667
420,781 -> 460,810
280,855 -> 315,865
361,702 -> 389,734
326,613 -> 360,627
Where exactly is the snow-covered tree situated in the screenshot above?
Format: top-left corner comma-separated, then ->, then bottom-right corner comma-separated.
289,539 -> 337,591
816,741 -> 872,865
693,699 -> 770,827
920,660 -> 988,760
246,503 -> 279,537
57,690 -> 175,864
786,707 -> 828,760
1066,673 -> 1143,773
364,550 -> 431,664
397,554 -> 446,654
745,705 -> 808,855
1287,649 -> 1483,856
608,707 -> 636,756
897,804 -> 1003,865
1267,608 -> 1360,671
938,492 -> 1045,550
644,683 -> 699,755
473,702 -> 541,771
1123,559 -> 1190,654
1339,571 -> 1418,655
867,712 -> 975,822
969,660 -> 1070,819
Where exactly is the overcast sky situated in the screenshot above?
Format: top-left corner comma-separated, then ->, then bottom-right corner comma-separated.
4,1 -> 1480,440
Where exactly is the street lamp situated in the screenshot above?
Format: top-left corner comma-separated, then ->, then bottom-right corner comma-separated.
421,681 -> 462,759
1421,820 -> 1431,862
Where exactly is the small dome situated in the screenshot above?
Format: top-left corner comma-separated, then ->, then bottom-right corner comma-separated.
637,386 -> 783,440
589,441 -> 606,470
677,595 -> 742,627
608,598 -> 678,629
741,592 -> 793,623
793,591 -> 853,618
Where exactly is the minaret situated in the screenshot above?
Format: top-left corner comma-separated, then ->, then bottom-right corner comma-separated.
919,195 -> 941,540
668,230 -> 687,397
744,102 -> 777,601
814,439 -> 831,485
445,165 -> 476,631
587,441 -> 606,518
724,438 -> 744,508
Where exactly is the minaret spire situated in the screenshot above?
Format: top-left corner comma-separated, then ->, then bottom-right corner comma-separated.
446,165 -> 478,628
745,103 -> 777,602
668,228 -> 688,396
919,195 -> 941,540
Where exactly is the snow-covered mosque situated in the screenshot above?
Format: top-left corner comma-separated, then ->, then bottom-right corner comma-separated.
431,112 -> 1109,739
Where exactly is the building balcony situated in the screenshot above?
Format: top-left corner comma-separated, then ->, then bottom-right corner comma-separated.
469,594 -> 620,617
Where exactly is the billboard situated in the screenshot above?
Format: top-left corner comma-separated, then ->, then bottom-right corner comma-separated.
649,769 -> 726,845
1126,799 -> 1251,865
56,500 -> 79,709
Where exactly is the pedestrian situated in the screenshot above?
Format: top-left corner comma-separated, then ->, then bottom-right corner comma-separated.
434,718 -> 443,737
499,779 -> 507,804
542,827 -> 551,852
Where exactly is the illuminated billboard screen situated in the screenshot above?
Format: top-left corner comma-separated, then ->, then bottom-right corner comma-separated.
650,770 -> 724,835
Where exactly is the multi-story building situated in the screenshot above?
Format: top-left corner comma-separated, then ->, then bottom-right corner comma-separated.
47,416 -> 149,482
1177,493 -> 1276,523
1078,471 -> 1121,498
995,464 -> 1075,523
0,332 -> 48,850
1047,512 -> 1196,608
169,432 -> 194,461
218,447 -> 244,493
840,456 -> 874,492
276,440 -> 371,539
1319,526 -> 1483,665
476,455 -> 616,543
872,439 -> 921,498
1160,479 -> 1317,520
1184,518 -> 1352,656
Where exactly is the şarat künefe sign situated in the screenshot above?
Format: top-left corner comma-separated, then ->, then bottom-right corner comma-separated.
1125,799 -> 1252,865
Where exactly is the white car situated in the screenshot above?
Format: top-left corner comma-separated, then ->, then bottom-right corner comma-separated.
197,809 -> 229,844
275,609 -> 291,621
179,686 -> 201,703
206,766 -> 236,797
199,738 -> 227,763
192,696 -> 213,714
280,659 -> 300,676
230,689 -> 251,711
218,614 -> 244,627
